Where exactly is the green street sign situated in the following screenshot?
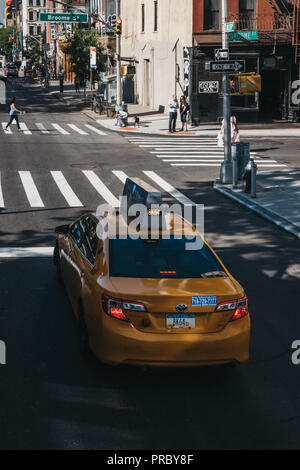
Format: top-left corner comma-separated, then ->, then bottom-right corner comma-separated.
229,30 -> 258,41
225,22 -> 235,32
40,13 -> 88,23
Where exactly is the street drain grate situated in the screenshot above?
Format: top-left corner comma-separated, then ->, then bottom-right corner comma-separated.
70,163 -> 98,169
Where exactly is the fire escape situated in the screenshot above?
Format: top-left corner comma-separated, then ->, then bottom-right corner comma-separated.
228,0 -> 300,64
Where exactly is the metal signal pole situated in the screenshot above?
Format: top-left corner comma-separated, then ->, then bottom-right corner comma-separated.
220,0 -> 232,184
116,0 -> 121,106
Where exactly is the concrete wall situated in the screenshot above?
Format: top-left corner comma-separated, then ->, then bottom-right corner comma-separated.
121,0 -> 193,110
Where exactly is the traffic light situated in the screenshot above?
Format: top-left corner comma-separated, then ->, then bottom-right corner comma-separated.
116,17 -> 122,35
6,0 -> 12,20
8,36 -> 13,43
229,73 -> 261,96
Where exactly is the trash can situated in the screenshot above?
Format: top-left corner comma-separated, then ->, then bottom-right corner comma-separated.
232,143 -> 250,181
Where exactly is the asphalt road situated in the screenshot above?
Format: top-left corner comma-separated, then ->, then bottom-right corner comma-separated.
0,79 -> 300,450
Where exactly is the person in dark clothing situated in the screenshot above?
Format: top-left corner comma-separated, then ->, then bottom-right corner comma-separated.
5,97 -> 22,131
179,95 -> 189,132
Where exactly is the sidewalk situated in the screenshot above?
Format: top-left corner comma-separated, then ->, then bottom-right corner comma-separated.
47,82 -> 300,137
214,169 -> 300,239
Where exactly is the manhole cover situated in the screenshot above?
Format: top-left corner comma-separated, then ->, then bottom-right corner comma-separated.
70,163 -> 97,169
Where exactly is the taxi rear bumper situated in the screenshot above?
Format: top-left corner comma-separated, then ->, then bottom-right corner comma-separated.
90,314 -> 250,367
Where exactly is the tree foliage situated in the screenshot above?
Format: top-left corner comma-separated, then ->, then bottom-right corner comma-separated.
25,37 -> 43,68
64,29 -> 105,83
0,26 -> 17,60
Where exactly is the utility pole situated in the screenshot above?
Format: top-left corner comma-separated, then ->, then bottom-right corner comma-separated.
116,0 -> 121,106
220,0 -> 232,184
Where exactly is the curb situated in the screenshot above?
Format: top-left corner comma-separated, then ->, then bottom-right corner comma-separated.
214,184 -> 300,240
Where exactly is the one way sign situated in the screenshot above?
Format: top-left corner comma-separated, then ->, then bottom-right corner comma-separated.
210,60 -> 245,73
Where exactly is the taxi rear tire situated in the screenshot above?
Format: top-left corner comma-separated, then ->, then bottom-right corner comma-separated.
78,303 -> 92,360
54,241 -> 62,283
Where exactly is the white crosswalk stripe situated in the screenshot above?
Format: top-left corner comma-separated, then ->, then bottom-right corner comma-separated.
82,170 -> 120,207
127,137 -> 288,170
0,170 -> 197,210
68,124 -> 89,135
143,171 -> 195,206
2,122 -> 12,134
0,172 -> 4,208
51,171 -> 83,207
19,171 -> 44,207
20,123 -> 32,134
36,123 -> 50,134
52,123 -> 70,135
85,124 -> 107,135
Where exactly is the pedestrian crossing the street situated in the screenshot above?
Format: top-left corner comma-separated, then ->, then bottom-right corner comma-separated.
0,169 -> 195,210
125,136 -> 288,170
0,121 -> 107,137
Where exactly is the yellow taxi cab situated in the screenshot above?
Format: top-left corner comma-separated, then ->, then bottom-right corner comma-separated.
53,178 -> 250,367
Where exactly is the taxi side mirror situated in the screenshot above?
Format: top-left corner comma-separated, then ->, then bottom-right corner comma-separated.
55,224 -> 70,235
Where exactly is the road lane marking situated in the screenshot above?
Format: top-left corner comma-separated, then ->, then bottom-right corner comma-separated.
112,170 -> 128,184
51,171 -> 83,207
19,171 -> 44,207
0,172 -> 4,208
2,123 -> 12,134
20,123 -> 32,134
85,124 -> 107,135
0,247 -> 53,258
52,123 -> 70,135
82,170 -> 120,207
143,171 -> 195,206
36,123 -> 50,134
68,124 -> 89,135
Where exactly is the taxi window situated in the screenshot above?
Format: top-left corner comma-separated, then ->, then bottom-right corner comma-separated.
109,237 -> 226,278
81,216 -> 99,265
70,220 -> 92,263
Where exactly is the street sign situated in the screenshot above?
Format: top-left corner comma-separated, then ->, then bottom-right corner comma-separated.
225,21 -> 235,32
229,30 -> 258,41
43,43 -> 50,51
210,60 -> 245,73
199,81 -> 219,93
215,48 -> 229,61
50,23 -> 56,40
40,13 -> 88,23
65,23 -> 72,39
90,46 -> 96,69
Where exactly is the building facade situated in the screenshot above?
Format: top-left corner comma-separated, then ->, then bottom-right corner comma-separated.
191,0 -> 300,123
121,0 -> 194,110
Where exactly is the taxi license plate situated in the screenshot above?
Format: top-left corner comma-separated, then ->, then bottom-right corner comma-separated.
166,314 -> 195,329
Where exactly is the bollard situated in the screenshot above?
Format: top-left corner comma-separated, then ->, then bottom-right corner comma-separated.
232,145 -> 238,188
250,159 -> 257,198
244,160 -> 252,194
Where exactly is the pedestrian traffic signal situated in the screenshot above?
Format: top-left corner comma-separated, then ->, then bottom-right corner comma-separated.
116,17 -> 122,35
6,0 -> 12,20
229,73 -> 261,95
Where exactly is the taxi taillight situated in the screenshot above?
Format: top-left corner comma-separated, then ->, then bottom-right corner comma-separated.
215,296 -> 248,321
102,295 -> 146,321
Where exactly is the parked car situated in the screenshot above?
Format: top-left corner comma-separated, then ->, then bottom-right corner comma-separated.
6,64 -> 18,78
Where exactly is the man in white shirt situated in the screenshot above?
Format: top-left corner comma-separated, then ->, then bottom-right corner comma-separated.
168,94 -> 179,133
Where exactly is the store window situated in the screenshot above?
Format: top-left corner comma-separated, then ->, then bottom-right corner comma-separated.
204,0 -> 220,30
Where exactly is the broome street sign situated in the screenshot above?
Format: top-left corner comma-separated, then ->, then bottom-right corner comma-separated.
40,13 -> 88,23
210,60 -> 245,73
229,30 -> 258,41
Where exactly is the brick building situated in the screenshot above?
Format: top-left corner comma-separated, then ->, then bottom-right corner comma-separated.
190,0 -> 300,123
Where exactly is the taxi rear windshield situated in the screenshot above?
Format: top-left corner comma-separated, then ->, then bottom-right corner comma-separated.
109,237 -> 226,278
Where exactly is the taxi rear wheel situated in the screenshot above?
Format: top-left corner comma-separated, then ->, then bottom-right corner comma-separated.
78,304 -> 92,360
54,242 -> 62,282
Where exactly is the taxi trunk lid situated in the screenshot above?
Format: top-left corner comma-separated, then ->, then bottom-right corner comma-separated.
109,277 -> 242,334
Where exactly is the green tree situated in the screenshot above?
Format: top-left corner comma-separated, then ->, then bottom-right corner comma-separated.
64,29 -> 105,85
24,36 -> 43,68
0,26 -> 17,61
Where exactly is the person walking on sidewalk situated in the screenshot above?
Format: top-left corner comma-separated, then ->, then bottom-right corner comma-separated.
75,75 -> 80,93
5,97 -> 23,132
59,68 -> 64,93
179,95 -> 189,132
168,94 -> 179,133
